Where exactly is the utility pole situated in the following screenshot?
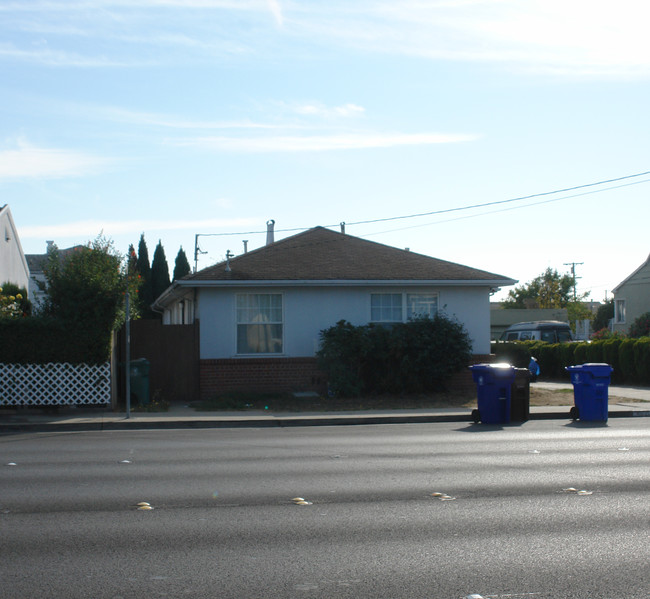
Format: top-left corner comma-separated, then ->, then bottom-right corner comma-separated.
564,261 -> 584,301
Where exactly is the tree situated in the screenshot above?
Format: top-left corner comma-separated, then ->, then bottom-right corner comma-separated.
151,240 -> 171,301
137,233 -> 153,315
503,267 -> 587,309
42,235 -> 127,360
592,299 -> 614,333
173,246 -> 191,281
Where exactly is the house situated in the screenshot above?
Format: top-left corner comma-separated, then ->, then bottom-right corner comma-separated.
153,226 -> 516,397
0,205 -> 30,293
611,253 -> 650,335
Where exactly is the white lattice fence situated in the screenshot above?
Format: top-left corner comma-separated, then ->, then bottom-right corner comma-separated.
0,363 -> 111,406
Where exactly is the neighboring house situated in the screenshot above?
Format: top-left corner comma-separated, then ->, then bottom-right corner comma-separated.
611,253 -> 650,335
153,226 -> 516,397
26,241 -> 85,309
489,304 -> 569,340
0,205 -> 30,293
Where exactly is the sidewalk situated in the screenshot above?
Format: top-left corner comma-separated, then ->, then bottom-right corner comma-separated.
1,383 -> 650,433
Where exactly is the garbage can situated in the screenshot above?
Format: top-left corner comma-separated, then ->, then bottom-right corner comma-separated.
128,358 -> 150,406
510,368 -> 530,422
469,363 -> 517,424
565,363 -> 613,422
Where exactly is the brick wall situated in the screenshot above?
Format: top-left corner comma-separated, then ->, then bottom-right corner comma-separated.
200,358 -> 327,399
200,354 -> 496,398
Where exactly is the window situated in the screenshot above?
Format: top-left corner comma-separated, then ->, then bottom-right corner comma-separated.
236,294 -> 283,354
615,299 -> 626,324
406,294 -> 438,319
371,293 -> 438,323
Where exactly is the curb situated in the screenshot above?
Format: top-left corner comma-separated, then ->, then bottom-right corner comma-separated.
1,408 -> 650,433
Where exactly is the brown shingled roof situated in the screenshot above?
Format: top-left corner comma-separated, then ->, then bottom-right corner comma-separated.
187,226 -> 512,283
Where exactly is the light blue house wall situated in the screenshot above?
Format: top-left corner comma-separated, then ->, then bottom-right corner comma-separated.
196,283 -> 491,359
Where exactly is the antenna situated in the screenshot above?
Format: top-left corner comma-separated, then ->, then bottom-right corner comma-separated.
193,234 -> 208,273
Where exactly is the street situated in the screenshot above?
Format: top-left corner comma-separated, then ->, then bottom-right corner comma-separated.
2,419 -> 650,598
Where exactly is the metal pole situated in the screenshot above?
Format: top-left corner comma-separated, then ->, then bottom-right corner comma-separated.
125,290 -> 131,419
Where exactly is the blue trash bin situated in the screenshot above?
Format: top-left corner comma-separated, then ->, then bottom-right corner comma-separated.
565,363 -> 613,422
469,363 -> 517,424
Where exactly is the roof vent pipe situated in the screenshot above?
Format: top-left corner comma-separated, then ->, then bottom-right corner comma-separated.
266,220 -> 275,245
243,240 -> 248,253
340,222 -> 345,234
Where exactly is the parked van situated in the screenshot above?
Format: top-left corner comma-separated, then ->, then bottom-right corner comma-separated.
499,320 -> 573,343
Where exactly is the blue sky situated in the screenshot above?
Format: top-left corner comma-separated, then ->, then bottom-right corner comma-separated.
3,0 -> 650,302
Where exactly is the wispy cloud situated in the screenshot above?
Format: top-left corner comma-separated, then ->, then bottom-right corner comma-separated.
0,141 -> 111,180
174,131 -> 478,152
293,103 -> 365,118
19,217 -> 257,240
4,0 -> 649,76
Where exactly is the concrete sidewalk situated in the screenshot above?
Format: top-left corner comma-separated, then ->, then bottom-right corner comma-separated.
2,382 -> 650,433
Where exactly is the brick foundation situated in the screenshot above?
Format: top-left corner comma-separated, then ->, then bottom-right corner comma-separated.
200,354 -> 496,398
200,358 -> 327,399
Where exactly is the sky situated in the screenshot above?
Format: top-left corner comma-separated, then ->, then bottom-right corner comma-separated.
3,0 -> 650,302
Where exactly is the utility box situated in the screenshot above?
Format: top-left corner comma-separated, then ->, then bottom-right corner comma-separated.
565,363 -> 613,422
469,363 -> 517,424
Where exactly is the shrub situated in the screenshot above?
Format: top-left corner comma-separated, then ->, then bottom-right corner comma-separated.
585,340 -> 605,363
603,338 -> 623,383
490,341 -> 531,368
619,338 -> 637,383
629,312 -> 650,338
633,338 -> 650,385
318,315 -> 472,397
573,342 -> 588,365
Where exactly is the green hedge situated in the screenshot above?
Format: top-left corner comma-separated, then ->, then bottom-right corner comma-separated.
318,316 -> 472,397
0,317 -> 111,364
492,338 -> 650,385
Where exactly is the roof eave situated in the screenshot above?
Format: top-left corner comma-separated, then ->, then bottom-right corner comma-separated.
172,277 -> 517,288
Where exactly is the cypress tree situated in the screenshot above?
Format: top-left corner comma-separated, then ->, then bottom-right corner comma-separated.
136,233 -> 154,317
151,240 -> 171,301
173,246 -> 191,281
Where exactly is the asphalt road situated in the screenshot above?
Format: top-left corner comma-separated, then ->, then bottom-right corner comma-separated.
2,420 -> 650,599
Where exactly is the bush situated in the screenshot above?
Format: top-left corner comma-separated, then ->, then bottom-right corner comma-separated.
491,341 -> 531,367
318,315 -> 472,397
629,312 -> 650,338
603,338 -> 623,383
0,317 -> 108,364
633,338 -> 650,385
619,338 -> 637,383
585,340 -> 605,363
573,342 -> 588,365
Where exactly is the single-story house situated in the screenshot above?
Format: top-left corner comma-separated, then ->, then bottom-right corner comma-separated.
0,205 -> 30,293
611,252 -> 650,335
153,225 -> 516,397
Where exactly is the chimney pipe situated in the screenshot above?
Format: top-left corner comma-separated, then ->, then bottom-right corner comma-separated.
243,240 -> 248,253
266,220 -> 275,245
340,222 -> 346,234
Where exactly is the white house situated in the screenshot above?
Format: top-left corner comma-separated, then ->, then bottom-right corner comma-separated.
611,252 -> 650,335
0,205 -> 29,293
153,226 -> 516,397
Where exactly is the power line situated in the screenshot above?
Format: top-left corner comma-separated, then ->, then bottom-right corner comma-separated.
194,169 -> 650,240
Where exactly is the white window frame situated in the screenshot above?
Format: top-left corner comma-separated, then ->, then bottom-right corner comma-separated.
236,293 -> 283,355
370,292 -> 439,323
614,298 -> 626,324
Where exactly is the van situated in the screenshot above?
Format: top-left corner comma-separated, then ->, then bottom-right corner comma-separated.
499,320 -> 573,343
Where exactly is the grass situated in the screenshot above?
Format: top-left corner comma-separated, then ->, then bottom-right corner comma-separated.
191,386 -> 578,413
